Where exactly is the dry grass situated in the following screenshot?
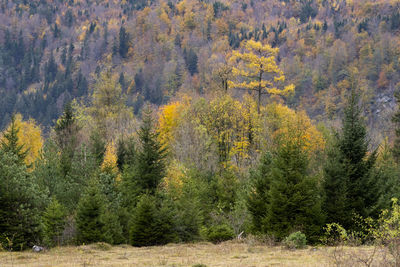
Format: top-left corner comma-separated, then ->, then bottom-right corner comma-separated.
0,241 -> 389,267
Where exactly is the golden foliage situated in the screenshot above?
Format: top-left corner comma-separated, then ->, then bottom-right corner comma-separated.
101,141 -> 119,175
158,101 -> 186,149
228,40 -> 295,112
264,103 -> 325,154
2,114 -> 43,169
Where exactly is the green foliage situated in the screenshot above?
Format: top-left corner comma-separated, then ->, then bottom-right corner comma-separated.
129,194 -> 175,247
35,141 -> 97,211
247,151 -> 272,233
0,150 -> 45,250
205,224 -> 235,244
116,137 -> 136,171
76,180 -> 106,244
136,108 -> 167,192
392,91 -> 400,164
42,197 -> 67,247
263,134 -> 323,243
0,115 -> 28,165
211,169 -> 239,212
321,223 -> 348,246
101,210 -> 124,245
374,198 -> 400,263
283,231 -> 307,249
122,108 -> 166,208
324,91 -> 379,230
118,26 -> 129,58
54,103 -> 80,176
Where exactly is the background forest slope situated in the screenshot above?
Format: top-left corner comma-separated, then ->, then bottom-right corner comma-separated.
0,0 -> 399,144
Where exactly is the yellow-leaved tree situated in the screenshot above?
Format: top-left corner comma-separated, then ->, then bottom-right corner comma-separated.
90,70 -> 134,141
101,141 -> 119,175
228,40 -> 295,113
158,101 -> 186,150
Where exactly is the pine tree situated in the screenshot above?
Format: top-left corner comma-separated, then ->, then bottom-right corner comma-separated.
42,197 -> 67,247
0,115 -> 28,165
324,91 -> 378,229
263,131 -> 323,242
76,180 -> 106,244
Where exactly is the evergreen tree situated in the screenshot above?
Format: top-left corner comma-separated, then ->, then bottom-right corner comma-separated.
102,209 -> 124,245
129,194 -> 175,247
116,137 -> 136,171
90,129 -> 106,166
392,91 -> 400,163
324,91 -> 378,229
375,140 -> 400,211
184,48 -> 198,75
122,108 -> 166,207
42,197 -> 67,247
55,103 -> 80,175
76,180 -> 106,244
247,151 -> 272,233
136,108 -> 166,192
0,150 -> 44,250
0,115 -> 28,165
263,132 -> 323,242
118,26 -> 129,58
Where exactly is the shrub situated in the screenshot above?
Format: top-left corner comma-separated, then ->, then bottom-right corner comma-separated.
206,224 -> 235,244
283,231 -> 307,249
321,223 -> 348,246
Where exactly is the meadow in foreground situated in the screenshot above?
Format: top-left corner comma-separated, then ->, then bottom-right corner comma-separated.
0,241 -> 388,267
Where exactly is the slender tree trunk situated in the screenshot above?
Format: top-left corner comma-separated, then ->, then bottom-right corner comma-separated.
257,70 -> 263,114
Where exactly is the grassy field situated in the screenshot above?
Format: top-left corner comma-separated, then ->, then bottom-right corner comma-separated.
0,241 -> 389,267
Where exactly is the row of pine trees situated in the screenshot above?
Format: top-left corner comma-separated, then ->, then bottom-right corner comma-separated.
1,90 -> 400,250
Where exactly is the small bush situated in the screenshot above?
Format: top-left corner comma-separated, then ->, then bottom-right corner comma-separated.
192,264 -> 207,267
206,224 -> 235,244
91,242 -> 112,251
283,231 -> 307,249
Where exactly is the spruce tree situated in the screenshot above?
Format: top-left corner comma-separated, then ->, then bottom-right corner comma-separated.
392,91 -> 400,163
136,108 -> 166,192
102,210 -> 124,245
0,115 -> 28,165
129,194 -> 175,247
263,134 -> 323,243
122,108 -> 166,207
0,150 -> 43,250
116,137 -> 136,171
118,26 -> 129,58
55,103 -> 80,176
324,91 -> 378,229
42,197 -> 67,247
76,180 -> 106,244
247,151 -> 272,233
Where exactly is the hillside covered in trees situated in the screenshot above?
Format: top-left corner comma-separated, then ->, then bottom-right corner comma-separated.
2,0 -> 400,257
0,0 -> 399,140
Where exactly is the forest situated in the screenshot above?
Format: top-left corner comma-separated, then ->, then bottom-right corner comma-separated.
1,0 -> 400,260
